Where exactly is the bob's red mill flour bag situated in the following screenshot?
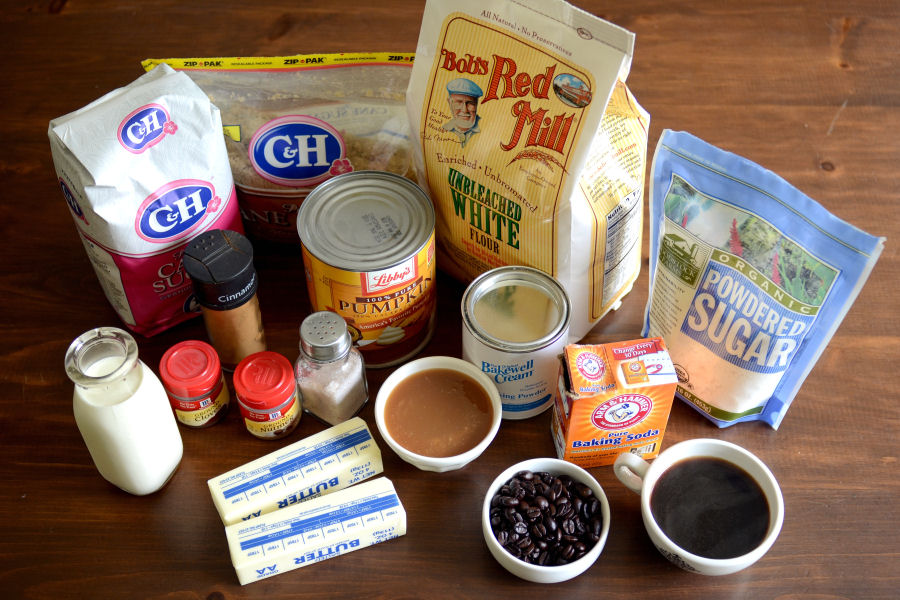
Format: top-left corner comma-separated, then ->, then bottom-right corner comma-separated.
406,0 -> 649,340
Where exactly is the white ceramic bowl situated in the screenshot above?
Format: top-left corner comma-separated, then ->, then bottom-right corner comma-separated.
482,458 -> 610,583
374,355 -> 502,472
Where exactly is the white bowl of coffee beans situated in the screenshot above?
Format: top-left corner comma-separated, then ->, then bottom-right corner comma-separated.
482,458 -> 610,583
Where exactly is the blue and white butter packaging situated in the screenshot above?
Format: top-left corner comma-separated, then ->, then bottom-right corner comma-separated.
643,130 -> 885,428
208,417 -> 382,525
226,476 -> 406,585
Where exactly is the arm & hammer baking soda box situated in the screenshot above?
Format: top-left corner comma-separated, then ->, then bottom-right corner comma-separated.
552,338 -> 677,467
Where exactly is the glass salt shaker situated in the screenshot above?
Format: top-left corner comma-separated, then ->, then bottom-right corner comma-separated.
294,311 -> 368,426
64,327 -> 183,495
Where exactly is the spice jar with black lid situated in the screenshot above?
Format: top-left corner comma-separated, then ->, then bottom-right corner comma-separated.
183,229 -> 266,370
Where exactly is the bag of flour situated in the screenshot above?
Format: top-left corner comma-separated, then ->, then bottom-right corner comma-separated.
49,64 -> 242,336
643,130 -> 885,428
406,0 -> 649,340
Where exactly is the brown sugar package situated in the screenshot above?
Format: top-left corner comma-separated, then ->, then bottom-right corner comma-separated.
142,54 -> 416,244
406,0 -> 649,340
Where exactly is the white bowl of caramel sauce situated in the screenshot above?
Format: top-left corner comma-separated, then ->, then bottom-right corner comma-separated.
374,356 -> 501,472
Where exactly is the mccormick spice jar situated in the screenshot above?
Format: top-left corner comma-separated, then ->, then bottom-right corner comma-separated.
234,351 -> 301,440
183,229 -> 266,370
159,340 -> 229,428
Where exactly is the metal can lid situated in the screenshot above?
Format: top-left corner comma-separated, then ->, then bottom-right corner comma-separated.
233,351 -> 295,409
183,229 -> 258,310
300,311 -> 351,362
462,266 -> 571,352
296,171 -> 435,272
159,340 -> 221,398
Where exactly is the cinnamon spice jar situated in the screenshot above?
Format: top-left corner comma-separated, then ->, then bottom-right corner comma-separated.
183,229 -> 266,370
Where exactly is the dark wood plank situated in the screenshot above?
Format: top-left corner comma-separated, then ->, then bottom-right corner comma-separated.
1,1 -> 897,598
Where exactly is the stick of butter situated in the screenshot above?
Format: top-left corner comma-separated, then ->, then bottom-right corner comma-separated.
208,417 -> 383,525
226,476 -> 406,585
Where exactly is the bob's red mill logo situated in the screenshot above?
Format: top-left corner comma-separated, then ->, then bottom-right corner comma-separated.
440,49 -> 588,158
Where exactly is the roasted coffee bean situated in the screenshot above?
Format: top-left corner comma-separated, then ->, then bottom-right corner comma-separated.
550,479 -> 564,497
575,483 -> 593,499
501,495 -> 520,507
516,470 -> 534,481
543,515 -> 557,533
488,470 -> 605,567
573,496 -> 583,513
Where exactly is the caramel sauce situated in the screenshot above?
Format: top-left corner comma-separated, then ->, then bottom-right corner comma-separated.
385,368 -> 493,457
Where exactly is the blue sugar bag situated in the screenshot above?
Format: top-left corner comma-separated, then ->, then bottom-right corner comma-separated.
643,130 -> 884,429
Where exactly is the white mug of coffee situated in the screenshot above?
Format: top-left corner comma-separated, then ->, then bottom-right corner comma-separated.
614,438 -> 784,576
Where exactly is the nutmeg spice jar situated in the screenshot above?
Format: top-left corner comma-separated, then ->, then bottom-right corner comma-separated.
183,229 -> 266,370
234,351 -> 302,440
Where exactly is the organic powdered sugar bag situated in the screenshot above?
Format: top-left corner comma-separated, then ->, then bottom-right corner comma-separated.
49,64 -> 243,336
644,130 -> 885,428
406,0 -> 649,340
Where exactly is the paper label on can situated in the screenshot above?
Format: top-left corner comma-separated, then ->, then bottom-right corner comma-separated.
302,234 -> 436,367
462,332 -> 566,419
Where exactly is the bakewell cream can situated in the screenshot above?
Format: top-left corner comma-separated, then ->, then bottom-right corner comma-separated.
297,171 -> 436,368
462,266 -> 571,419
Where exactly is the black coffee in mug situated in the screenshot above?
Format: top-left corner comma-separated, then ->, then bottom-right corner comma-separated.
650,457 -> 769,559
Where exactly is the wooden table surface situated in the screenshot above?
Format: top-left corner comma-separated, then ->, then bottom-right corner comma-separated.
2,1 -> 897,598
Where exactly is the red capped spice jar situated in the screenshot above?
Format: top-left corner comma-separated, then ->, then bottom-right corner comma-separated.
234,351 -> 302,440
159,340 -> 230,428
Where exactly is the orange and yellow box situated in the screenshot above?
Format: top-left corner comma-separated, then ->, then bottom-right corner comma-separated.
552,338 -> 678,467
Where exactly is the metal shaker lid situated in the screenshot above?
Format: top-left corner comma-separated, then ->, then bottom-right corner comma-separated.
183,229 -> 258,310
300,311 -> 352,362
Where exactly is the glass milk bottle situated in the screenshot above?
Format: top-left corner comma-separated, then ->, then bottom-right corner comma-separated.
65,327 -> 183,495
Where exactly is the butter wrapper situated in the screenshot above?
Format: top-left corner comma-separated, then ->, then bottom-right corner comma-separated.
209,417 -> 382,525
226,476 -> 406,585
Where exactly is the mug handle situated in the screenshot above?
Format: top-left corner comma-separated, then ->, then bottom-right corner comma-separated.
614,452 -> 650,494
